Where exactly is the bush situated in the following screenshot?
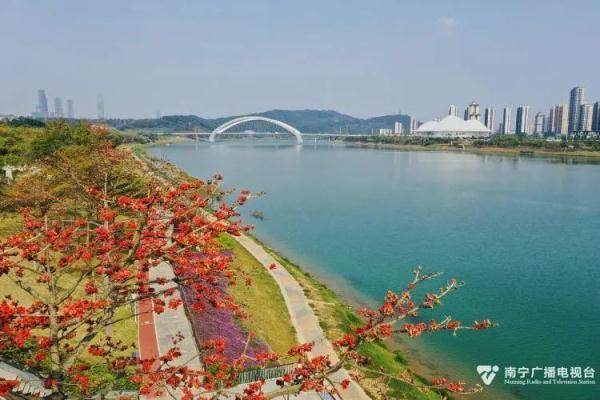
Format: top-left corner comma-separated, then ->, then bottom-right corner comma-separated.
5,117 -> 46,128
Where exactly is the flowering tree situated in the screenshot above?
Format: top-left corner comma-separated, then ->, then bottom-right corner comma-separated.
0,125 -> 494,399
0,180 -> 493,399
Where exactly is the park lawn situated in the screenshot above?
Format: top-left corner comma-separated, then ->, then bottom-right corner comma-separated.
218,234 -> 297,357
0,260 -> 138,360
0,211 -> 23,237
0,215 -> 139,393
252,238 -> 441,400
0,271 -> 138,393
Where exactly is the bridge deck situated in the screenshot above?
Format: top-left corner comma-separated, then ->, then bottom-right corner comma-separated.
172,132 -> 372,137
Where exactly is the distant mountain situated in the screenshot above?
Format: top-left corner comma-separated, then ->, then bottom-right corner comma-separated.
106,115 -> 211,133
106,109 -> 412,134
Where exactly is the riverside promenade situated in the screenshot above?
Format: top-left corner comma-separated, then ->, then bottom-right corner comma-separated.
138,235 -> 371,400
138,261 -> 203,399
132,149 -> 370,399
232,234 -> 371,400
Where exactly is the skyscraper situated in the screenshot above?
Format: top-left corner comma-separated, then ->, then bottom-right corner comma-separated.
97,95 -> 105,120
515,105 -> 530,134
54,97 -> 63,118
578,104 -> 593,132
37,89 -> 48,118
394,121 -> 403,135
502,107 -> 512,134
409,116 -> 417,134
568,86 -> 585,133
66,99 -> 74,119
547,107 -> 554,134
534,112 -> 545,136
555,104 -> 569,136
592,102 -> 600,132
547,106 -> 557,134
448,104 -> 457,117
467,101 -> 481,121
484,108 -> 495,132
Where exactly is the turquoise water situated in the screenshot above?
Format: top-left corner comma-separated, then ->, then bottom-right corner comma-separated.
150,140 -> 600,400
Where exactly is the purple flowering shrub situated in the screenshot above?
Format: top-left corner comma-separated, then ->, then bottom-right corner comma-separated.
180,251 -> 269,366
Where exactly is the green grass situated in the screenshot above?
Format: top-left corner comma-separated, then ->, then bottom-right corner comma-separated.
218,234 -> 297,355
0,210 -> 139,394
0,211 -> 22,237
129,145 -> 446,398
251,239 -> 440,400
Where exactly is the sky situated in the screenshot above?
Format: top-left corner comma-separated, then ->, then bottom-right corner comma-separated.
1,0 -> 599,121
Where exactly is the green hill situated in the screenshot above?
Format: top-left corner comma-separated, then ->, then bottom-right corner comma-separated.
105,109 -> 412,135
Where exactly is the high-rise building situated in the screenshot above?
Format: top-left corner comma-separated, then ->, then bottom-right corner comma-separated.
37,89 -> 48,118
515,105 -> 530,134
555,104 -> 569,136
66,99 -> 74,119
502,107 -> 512,134
394,121 -> 403,135
547,106 -> 557,134
568,86 -> 585,133
53,97 -> 63,118
534,112 -> 545,136
484,108 -> 495,132
548,104 -> 569,136
409,116 -> 417,134
467,101 -> 481,121
592,102 -> 600,132
97,95 -> 105,120
448,104 -> 458,117
463,108 -> 469,120
578,104 -> 593,132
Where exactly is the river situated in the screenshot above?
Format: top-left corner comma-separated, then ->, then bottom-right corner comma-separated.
149,139 -> 600,400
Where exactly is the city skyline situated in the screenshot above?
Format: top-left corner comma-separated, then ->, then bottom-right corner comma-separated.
1,0 -> 599,120
24,84 -> 600,137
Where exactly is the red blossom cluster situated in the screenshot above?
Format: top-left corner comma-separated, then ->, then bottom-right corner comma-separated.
0,140 -> 495,399
0,174 -> 259,397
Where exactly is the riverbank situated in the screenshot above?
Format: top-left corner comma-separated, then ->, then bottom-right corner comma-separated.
135,144 -> 451,399
246,237 -> 444,400
346,141 -> 600,161
144,139 -> 600,400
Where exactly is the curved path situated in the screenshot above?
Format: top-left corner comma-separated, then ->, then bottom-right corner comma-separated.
132,149 -> 370,399
232,234 -> 371,400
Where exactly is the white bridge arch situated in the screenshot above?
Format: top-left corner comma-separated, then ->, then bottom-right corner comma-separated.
209,116 -> 303,144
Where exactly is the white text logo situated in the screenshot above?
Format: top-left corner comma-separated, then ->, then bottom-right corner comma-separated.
477,365 -> 499,385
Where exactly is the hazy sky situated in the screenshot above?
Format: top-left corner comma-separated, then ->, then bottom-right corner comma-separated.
1,0 -> 598,120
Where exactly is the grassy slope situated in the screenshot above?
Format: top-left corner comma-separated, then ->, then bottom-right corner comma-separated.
218,234 -> 297,356
253,240 -> 440,400
0,210 -> 137,391
130,148 -> 298,357
134,146 -> 443,399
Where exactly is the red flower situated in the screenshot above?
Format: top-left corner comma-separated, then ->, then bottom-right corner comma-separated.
287,343 -> 313,356
472,319 -> 492,330
447,381 -> 465,392
447,321 -> 460,330
84,281 -> 98,295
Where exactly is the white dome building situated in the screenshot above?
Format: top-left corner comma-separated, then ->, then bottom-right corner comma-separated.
414,115 -> 491,138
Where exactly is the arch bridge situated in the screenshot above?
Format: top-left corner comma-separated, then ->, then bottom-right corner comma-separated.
210,116 -> 303,144
173,115 -> 372,143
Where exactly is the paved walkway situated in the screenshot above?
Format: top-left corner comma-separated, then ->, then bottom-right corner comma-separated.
137,272 -> 160,369
233,234 -> 371,400
150,261 -> 203,370
132,149 -> 370,399
138,261 -> 202,399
